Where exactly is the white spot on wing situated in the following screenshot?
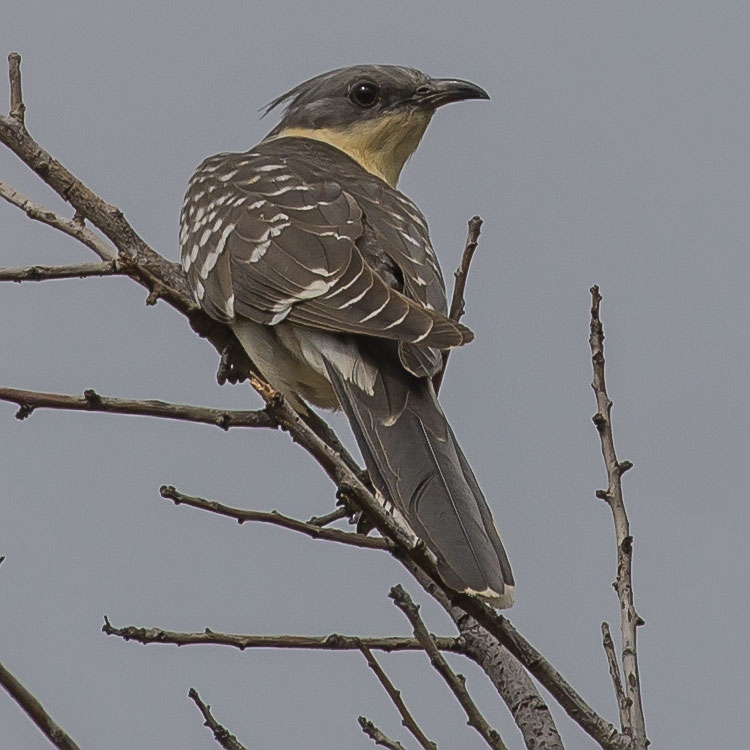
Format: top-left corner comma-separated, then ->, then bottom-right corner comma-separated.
382,309 -> 409,329
199,223 -> 235,278
359,297 -> 390,322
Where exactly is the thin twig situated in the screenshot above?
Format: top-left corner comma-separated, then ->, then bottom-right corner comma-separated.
0,260 -> 120,282
404,565 -> 564,750
360,646 -> 437,750
0,386 -> 275,429
0,182 -> 117,261
601,622 -> 630,735
159,485 -> 390,550
434,215 -> 483,393
102,617 -> 459,653
307,505 -> 351,526
188,688 -> 248,750
8,52 -> 25,125
358,716 -> 409,750
589,286 -> 647,748
390,586 -> 507,750
0,659 -> 80,750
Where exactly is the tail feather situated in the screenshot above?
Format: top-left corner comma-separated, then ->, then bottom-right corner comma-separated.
323,345 -> 514,607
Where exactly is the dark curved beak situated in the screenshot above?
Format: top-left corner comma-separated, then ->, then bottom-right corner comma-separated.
414,78 -> 490,108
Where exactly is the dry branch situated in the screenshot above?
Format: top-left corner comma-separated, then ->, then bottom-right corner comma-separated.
159,485 -> 389,550
360,646 -> 437,750
0,53 -> 639,750
589,286 -> 647,748
390,585 -> 507,750
405,565 -> 563,750
0,181 -> 117,261
359,716 -> 409,750
307,505 -> 351,526
0,658 -> 80,750
433,215 -> 483,393
601,622 -> 629,734
102,617 -> 459,653
188,688 -> 248,750
0,260 -> 120,282
0,386 -> 275,429
8,53 -> 25,125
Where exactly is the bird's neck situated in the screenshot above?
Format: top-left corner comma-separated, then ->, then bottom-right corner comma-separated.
269,110 -> 433,187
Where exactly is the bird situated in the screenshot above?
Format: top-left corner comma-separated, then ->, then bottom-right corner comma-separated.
180,65 -> 514,607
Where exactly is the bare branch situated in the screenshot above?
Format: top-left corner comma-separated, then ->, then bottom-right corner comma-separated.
0,260 -> 120,282
589,286 -> 647,748
390,585 -> 507,750
8,53 -> 25,125
102,617 -> 459,653
405,565 -> 563,750
0,181 -> 117,261
188,688 -> 248,750
360,646 -> 437,750
434,215 -> 483,393
358,716 -> 409,750
601,622 -> 630,735
307,505 -> 351,526
0,658 -> 80,750
160,485 -> 390,550
0,386 -> 275,430
0,56 -> 633,750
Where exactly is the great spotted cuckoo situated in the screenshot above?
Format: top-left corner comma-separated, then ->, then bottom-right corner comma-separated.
180,65 -> 514,607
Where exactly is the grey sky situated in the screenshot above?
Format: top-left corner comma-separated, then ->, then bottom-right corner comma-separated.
1,2 -> 748,747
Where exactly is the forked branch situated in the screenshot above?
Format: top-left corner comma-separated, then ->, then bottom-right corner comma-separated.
589,286 -> 647,748
360,646 -> 437,750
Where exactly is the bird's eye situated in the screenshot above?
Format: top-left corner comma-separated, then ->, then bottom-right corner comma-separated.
349,81 -> 380,108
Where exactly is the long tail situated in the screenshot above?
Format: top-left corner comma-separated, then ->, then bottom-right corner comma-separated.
324,347 -> 514,608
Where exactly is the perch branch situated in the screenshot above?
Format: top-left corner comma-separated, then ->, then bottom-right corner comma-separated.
0,386 -> 275,430
0,181 -> 117,261
589,286 -> 647,748
433,215 -> 483,393
0,260 -> 120,282
0,658 -> 80,750
358,716 -> 409,750
188,688 -> 248,750
159,485 -> 390,550
102,617 -> 459,653
390,585 -> 507,750
360,646 -> 437,750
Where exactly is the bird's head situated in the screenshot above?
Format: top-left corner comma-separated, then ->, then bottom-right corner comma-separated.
264,65 -> 489,187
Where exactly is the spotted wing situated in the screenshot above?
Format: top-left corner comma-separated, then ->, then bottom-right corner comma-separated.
180,149 -> 472,351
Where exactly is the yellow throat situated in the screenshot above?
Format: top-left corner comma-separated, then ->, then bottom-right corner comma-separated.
270,109 -> 434,187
